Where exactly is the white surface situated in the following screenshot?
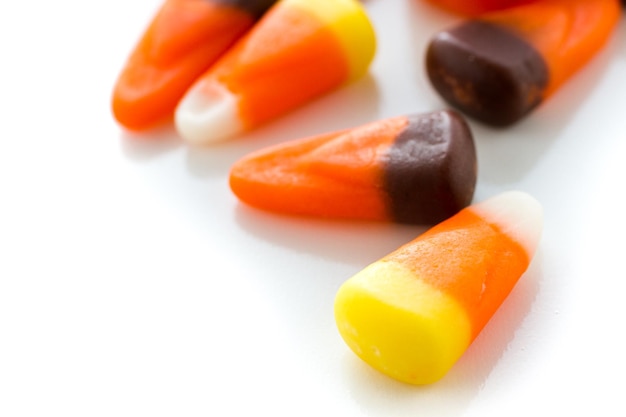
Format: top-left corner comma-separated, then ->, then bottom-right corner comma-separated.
1,0 -> 625,415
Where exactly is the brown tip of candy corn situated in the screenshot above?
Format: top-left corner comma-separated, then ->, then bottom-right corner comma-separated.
384,110 -> 477,224
426,20 -> 549,127
214,0 -> 279,19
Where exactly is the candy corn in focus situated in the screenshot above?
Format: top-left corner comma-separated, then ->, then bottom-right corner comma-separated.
334,191 -> 543,384
112,0 -> 279,131
175,0 -> 376,144
229,110 -> 477,224
426,0 -> 621,126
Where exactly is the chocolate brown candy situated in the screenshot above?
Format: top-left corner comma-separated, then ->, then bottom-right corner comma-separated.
384,109 -> 478,224
426,20 -> 549,127
214,0 -> 278,18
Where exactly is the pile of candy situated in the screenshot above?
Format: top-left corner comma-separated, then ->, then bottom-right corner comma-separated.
111,0 -> 623,385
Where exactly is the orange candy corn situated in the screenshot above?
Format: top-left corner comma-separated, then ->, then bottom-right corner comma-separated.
175,0 -> 376,144
229,110 -> 477,225
112,0 -> 279,131
334,191 -> 543,384
426,0 -> 621,126
424,0 -> 534,16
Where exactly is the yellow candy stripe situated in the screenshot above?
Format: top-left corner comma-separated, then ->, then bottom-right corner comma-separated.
334,260 -> 472,385
288,0 -> 377,80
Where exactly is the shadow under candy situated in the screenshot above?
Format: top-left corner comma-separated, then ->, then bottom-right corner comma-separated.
233,202 -> 427,269
118,123 -> 182,161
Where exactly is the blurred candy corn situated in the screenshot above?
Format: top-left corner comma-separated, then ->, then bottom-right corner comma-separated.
424,0 -> 534,16
175,0 -> 377,144
112,0 -> 279,131
426,0 -> 620,126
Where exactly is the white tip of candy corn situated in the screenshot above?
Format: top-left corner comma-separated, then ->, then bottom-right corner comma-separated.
174,81 -> 243,144
472,190 -> 543,257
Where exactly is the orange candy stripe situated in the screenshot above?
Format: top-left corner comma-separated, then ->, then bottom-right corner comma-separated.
229,117 -> 408,220
385,208 -> 529,339
425,0 -> 534,17
211,4 -> 351,128
482,0 -> 621,96
112,0 -> 255,130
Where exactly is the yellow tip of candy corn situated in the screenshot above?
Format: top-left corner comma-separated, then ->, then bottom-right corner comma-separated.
288,0 -> 376,80
335,261 -> 473,385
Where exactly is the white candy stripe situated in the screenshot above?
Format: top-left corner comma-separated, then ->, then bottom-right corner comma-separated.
174,80 -> 243,144
471,190 -> 543,257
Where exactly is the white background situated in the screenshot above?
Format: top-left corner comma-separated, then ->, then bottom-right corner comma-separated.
1,0 -> 625,415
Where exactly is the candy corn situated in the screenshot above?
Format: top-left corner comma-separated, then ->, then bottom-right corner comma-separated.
424,0 -> 534,16
426,0 -> 621,126
175,0 -> 377,144
229,110 -> 477,224
334,191 -> 543,385
112,0 -> 279,131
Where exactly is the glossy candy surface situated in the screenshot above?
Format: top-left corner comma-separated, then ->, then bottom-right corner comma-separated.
112,0 -> 278,131
334,191 -> 543,385
175,0 -> 376,144
426,0 -> 621,126
229,110 -> 477,224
